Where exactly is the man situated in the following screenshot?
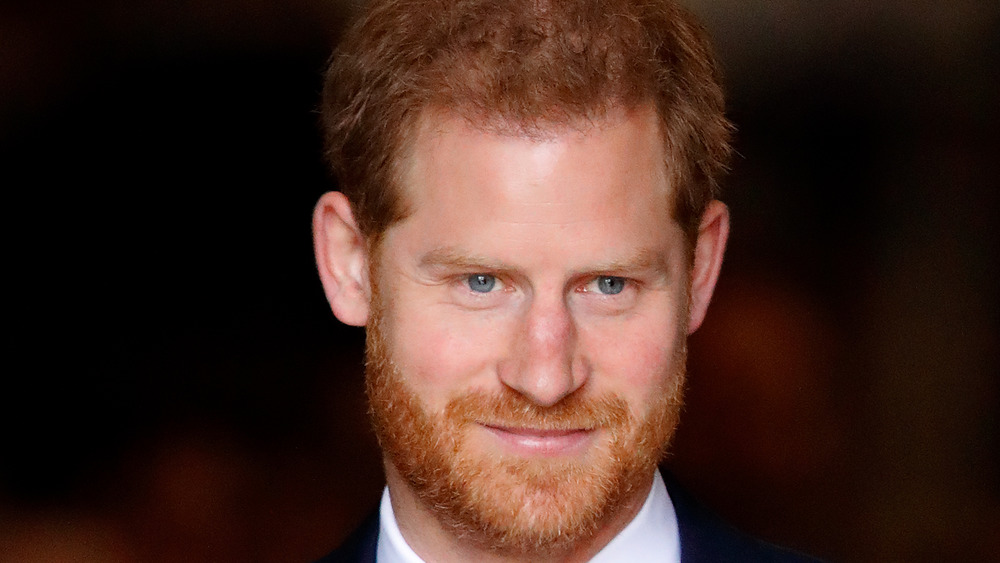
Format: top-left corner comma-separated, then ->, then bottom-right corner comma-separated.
313,0 -> 818,561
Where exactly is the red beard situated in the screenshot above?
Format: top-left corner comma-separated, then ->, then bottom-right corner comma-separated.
365,292 -> 686,556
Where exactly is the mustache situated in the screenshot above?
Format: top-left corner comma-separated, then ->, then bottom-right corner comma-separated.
445,390 -> 632,430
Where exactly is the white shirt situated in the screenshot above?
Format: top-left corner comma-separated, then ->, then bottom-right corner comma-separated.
376,472 -> 681,563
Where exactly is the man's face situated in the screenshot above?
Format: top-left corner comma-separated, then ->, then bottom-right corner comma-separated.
366,106 -> 693,554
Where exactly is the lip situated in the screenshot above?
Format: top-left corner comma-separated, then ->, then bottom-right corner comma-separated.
480,424 -> 594,457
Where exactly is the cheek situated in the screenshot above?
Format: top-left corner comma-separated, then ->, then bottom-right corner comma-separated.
582,316 -> 684,408
387,303 -> 511,403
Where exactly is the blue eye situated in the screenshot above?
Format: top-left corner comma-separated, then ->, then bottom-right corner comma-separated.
596,276 -> 626,295
467,274 -> 497,293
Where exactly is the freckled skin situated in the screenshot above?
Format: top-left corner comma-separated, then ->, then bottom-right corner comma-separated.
368,106 -> 694,562
381,107 -> 687,411
316,97 -> 729,562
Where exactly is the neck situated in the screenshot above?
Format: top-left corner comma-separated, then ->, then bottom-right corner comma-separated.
384,461 -> 655,563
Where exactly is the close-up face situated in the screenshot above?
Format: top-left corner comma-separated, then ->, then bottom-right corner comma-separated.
358,105 -> 716,554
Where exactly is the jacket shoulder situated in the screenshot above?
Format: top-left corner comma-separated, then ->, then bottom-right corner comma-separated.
314,510 -> 379,563
664,473 -> 824,563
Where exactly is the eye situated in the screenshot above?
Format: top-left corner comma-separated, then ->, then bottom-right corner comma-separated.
593,276 -> 627,295
466,273 -> 497,293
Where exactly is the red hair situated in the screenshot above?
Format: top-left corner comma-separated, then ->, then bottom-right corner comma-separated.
322,0 -> 732,245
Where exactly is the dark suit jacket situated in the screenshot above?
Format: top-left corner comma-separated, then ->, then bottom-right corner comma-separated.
317,473 -> 821,562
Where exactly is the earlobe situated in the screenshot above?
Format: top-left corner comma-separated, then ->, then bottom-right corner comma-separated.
313,191 -> 371,326
687,200 -> 729,334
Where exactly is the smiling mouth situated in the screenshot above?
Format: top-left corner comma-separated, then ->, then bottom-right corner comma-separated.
480,424 -> 595,456
484,425 -> 590,437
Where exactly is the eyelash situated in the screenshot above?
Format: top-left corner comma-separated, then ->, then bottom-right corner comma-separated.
465,273 -> 502,293
582,276 -> 630,296
457,274 -> 633,296
450,273 -> 638,314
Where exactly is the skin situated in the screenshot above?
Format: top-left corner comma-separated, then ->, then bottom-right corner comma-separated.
314,104 -> 729,562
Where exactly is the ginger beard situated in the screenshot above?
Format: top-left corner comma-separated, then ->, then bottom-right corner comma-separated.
365,280 -> 688,556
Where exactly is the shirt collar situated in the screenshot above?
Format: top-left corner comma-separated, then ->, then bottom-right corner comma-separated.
589,471 -> 680,563
377,471 -> 680,563
377,485 -> 424,563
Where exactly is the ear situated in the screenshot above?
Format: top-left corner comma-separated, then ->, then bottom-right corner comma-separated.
687,200 -> 729,334
313,191 -> 371,326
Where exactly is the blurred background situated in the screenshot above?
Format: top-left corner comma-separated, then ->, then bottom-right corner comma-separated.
1,0 -> 997,561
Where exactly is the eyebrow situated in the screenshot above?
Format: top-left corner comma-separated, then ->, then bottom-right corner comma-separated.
582,248 -> 670,277
417,246 -> 670,277
418,247 -> 513,272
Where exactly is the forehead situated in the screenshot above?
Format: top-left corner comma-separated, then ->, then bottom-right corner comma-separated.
381,105 -> 682,271
399,104 -> 671,212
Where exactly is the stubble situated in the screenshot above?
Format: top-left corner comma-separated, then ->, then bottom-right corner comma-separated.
364,280 -> 687,557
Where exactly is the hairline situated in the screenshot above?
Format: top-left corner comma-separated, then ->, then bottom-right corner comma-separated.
365,99 -> 700,268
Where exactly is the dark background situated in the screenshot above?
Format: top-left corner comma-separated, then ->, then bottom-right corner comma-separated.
2,1 -> 997,561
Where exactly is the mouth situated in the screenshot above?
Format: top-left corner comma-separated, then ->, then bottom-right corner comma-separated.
479,423 -> 595,457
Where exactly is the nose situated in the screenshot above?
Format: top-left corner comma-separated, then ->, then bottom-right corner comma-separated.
498,296 -> 587,407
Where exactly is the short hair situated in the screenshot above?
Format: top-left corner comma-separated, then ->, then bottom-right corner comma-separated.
321,0 -> 732,246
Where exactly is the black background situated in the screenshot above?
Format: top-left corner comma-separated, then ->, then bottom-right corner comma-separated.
2,1 -> 997,560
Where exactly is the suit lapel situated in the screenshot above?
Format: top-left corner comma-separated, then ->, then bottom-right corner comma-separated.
315,510 -> 379,563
